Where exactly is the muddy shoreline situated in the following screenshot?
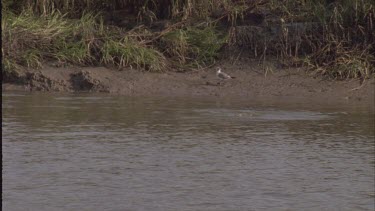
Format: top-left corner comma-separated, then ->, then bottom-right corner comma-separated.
2,62 -> 374,106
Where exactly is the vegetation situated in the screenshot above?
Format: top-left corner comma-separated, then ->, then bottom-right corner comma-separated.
2,8 -> 167,71
2,0 -> 374,79
267,0 -> 375,79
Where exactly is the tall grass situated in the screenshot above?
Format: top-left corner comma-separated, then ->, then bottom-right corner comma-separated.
1,8 -> 167,72
305,0 -> 375,78
2,9 -> 74,69
230,0 -> 374,79
102,37 -> 166,71
2,0 -> 229,72
2,0 -> 374,78
159,26 -> 226,67
10,0 -> 249,19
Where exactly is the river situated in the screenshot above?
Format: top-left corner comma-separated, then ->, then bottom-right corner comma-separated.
2,91 -> 374,211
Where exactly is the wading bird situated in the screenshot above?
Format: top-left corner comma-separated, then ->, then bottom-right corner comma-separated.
216,67 -> 235,80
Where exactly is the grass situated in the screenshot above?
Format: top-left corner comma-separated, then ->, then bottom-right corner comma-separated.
102,38 -> 166,71
159,26 -> 226,68
2,0 -> 374,79
2,10 -> 73,68
2,9 -> 168,72
230,0 -> 375,79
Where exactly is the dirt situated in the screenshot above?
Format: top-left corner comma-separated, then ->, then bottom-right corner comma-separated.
2,61 -> 374,106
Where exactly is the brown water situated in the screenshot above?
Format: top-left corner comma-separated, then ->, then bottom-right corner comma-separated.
2,91 -> 374,211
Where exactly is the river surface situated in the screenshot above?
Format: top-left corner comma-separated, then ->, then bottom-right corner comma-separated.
2,91 -> 374,211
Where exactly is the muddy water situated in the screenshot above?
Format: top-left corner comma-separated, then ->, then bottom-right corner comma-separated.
2,91 -> 374,211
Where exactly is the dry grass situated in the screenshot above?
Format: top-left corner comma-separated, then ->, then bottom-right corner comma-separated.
230,0 -> 375,79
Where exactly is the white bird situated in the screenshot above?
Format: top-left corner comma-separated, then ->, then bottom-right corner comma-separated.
216,67 -> 235,80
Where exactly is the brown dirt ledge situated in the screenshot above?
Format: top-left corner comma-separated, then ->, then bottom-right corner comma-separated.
2,61 -> 374,106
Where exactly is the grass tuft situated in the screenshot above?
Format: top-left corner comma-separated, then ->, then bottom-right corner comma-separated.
102,38 -> 167,72
159,26 -> 226,68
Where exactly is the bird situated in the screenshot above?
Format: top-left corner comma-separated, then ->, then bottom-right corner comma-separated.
216,67 -> 235,80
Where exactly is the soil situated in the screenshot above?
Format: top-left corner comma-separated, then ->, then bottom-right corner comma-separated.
2,61 -> 374,106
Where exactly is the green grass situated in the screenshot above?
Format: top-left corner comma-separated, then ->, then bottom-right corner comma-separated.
102,38 -> 166,72
2,9 -> 169,72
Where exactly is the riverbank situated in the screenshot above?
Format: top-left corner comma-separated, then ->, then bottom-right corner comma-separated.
3,1 -> 374,83
3,60 -> 374,106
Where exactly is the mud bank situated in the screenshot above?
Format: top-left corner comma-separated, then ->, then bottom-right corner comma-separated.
2,62 -> 374,105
